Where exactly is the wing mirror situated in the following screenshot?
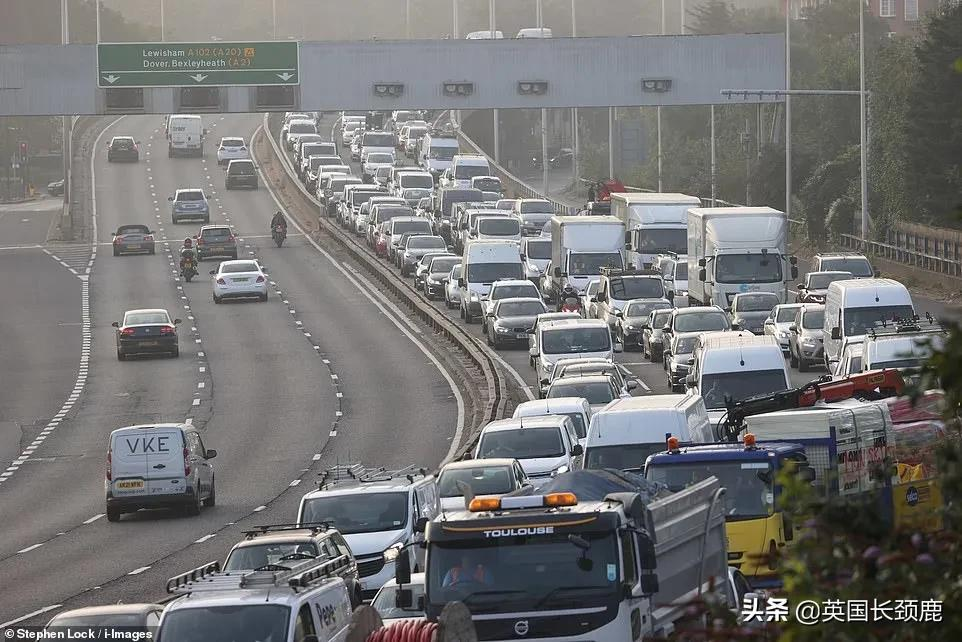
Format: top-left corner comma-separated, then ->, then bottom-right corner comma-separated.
831,326 -> 841,340
394,547 -> 412,585
571,444 -> 584,457
167,196 -> 174,202
209,269 -> 217,275
553,266 -> 563,278
111,321 -> 120,328
174,318 -> 182,324
731,323 -> 741,331
698,268 -> 707,281
789,324 -> 798,333
685,374 -> 697,387
205,449 -> 217,459
626,380 -> 638,391
613,342 -> 624,353
458,278 -> 466,288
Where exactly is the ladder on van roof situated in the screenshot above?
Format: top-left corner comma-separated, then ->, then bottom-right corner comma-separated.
867,313 -> 945,339
166,555 -> 347,595
317,463 -> 428,489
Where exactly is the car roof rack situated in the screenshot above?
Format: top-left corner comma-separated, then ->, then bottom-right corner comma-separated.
166,555 -> 348,595
241,522 -> 332,539
317,463 -> 428,489
867,313 -> 944,339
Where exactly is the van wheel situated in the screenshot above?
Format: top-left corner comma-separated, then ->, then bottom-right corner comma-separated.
798,357 -> 809,373
106,507 -> 121,522
789,348 -> 799,368
185,490 -> 202,516
203,477 -> 216,507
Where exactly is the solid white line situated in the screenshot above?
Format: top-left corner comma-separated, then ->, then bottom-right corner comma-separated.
0,604 -> 63,628
289,479 -> 301,487
127,565 -> 151,575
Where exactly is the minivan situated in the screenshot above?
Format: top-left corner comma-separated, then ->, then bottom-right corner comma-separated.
458,240 -> 523,323
531,318 -> 619,388
823,278 -> 914,369
105,423 -> 216,521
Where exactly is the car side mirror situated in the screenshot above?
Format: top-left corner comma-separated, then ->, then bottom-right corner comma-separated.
791,265 -> 799,279
530,346 -> 539,357
571,444 -> 584,456
698,268 -> 707,281
831,326 -> 841,340
614,309 -> 623,317
626,380 -> 638,391
589,296 -> 598,303
666,291 -> 674,301
205,449 -> 217,459
174,318 -> 182,324
553,266 -> 563,278
731,323 -> 740,331
167,196 -> 174,202
874,269 -> 881,277
685,374 -> 696,387
764,319 -> 774,326
698,258 -> 707,267
687,357 -> 695,365
209,270 -> 217,275
111,321 -> 119,328
414,516 -> 429,533
797,283 -> 805,289
662,324 -> 671,333
789,324 -> 798,333
613,342 -> 624,353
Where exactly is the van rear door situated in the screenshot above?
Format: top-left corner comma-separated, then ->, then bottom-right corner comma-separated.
144,428 -> 186,496
110,430 -> 149,498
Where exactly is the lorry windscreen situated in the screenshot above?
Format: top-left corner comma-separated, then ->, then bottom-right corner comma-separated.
646,461 -> 773,520
843,305 -> 915,336
568,252 -> 624,276
612,277 -> 663,299
466,262 -> 523,282
820,257 -> 873,277
159,605 -> 290,642
715,254 -> 783,284
585,443 -> 666,471
636,229 -> 687,254
429,146 -> 458,160
701,369 -> 788,410
428,534 -> 618,612
541,328 -> 611,355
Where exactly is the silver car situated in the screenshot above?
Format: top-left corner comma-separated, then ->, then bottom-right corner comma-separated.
788,304 -> 825,372
665,333 -> 699,392
730,292 -> 780,334
485,297 -> 548,349
444,264 -> 463,309
764,303 -> 804,353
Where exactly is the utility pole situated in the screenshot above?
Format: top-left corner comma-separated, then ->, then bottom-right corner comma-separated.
61,0 -> 72,234
406,0 -> 411,39
272,0 -> 277,40
785,1 -> 792,220
858,0 -> 869,239
452,0 -> 459,39
710,105 -> 716,207
570,0 -> 579,187
96,0 -> 102,43
608,108 -> 615,180
160,0 -> 166,41
491,0 -> 500,163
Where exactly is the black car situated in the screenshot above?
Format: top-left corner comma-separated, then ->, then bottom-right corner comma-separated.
112,308 -> 181,360
47,179 -> 65,196
224,159 -> 258,190
106,136 -> 140,162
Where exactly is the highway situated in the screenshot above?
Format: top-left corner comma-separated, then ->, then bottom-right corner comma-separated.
0,114 -> 460,626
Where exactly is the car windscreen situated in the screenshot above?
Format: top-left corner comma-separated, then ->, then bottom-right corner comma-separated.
407,236 -> 446,249
809,272 -> 852,289
585,444 -> 664,471
363,132 -> 396,147
646,461 -> 773,520
491,285 -> 539,300
223,542 -> 319,571
626,301 -> 670,318
479,218 -> 520,236
429,146 -> 458,160
776,307 -> 800,322
465,262 -> 524,282
548,381 -> 614,405
368,153 -> 394,163
289,123 -> 316,134
392,221 -> 432,235
715,254 -> 783,284
438,466 -> 515,497
612,277 -> 663,300
734,293 -> 779,313
221,138 -> 244,147
478,427 -> 563,459
124,311 -> 169,325
820,257 -> 874,278
300,491 -> 409,534
843,305 -> 916,336
177,191 -> 204,201
568,252 -> 623,276
430,257 -> 461,274
802,310 -> 825,329
520,201 -> 554,214
221,263 -> 258,274
117,225 -> 149,235
673,312 -> 730,333
454,164 -> 490,180
700,369 -> 788,410
498,301 -> 545,317
541,328 -> 612,355
524,240 -> 551,260
158,605 -> 290,642
400,174 -> 434,189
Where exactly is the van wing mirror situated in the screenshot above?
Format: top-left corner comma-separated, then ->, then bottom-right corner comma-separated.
831,326 -> 841,340
205,449 -> 217,459
698,268 -> 707,282
414,516 -> 429,533
791,265 -> 799,280
394,547 -> 412,585
553,266 -> 563,278
571,444 -> 584,456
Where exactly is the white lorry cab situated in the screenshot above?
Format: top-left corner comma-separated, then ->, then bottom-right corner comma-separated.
160,557 -> 353,642
823,278 -> 915,369
446,154 -> 491,189
458,240 -> 524,323
687,332 -> 790,428
611,193 -> 698,269
546,215 -> 626,299
166,115 -> 205,157
687,207 -> 798,310
584,394 -> 710,472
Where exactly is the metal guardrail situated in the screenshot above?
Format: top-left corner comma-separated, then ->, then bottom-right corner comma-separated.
840,233 -> 962,279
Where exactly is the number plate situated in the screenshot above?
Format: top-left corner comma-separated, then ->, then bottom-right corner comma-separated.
127,244 -> 141,249
116,479 -> 144,490
139,340 -> 159,347
232,277 -> 250,283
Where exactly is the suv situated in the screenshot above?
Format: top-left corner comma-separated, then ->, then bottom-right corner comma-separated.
107,136 -> 140,162
811,252 -> 878,279
222,524 -> 362,607
224,159 -> 258,190
195,225 -> 237,260
297,464 -> 439,599
216,137 -> 248,165
169,189 -> 210,224
592,268 -> 667,329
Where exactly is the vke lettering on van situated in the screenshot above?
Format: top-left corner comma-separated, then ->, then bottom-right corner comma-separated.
124,436 -> 172,454
483,526 -> 555,538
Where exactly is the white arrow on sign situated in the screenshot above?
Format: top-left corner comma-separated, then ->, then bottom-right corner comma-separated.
189,74 -> 209,83
102,75 -> 120,84
276,72 -> 295,81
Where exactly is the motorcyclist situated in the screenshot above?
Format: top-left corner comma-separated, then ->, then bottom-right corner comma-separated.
180,237 -> 196,265
559,284 -> 582,313
270,210 -> 288,235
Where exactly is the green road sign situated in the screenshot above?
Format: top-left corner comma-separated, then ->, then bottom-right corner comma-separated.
97,42 -> 299,88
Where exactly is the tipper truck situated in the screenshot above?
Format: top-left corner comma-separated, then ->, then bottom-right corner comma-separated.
394,469 -> 730,641
611,192 -> 699,270
687,207 -> 797,310
544,216 -> 625,302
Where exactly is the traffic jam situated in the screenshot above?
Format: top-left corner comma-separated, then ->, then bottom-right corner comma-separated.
53,108 -> 948,642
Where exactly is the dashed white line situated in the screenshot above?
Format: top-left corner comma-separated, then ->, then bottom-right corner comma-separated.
253,505 -> 267,512
289,479 -> 301,487
0,604 -> 64,628
194,534 -> 217,544
127,566 -> 151,575
17,543 -> 43,554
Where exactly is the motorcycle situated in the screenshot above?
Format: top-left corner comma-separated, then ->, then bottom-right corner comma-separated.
560,295 -> 582,315
180,256 -> 197,282
272,224 -> 287,248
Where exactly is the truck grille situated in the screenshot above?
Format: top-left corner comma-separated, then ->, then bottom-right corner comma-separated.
357,555 -> 385,578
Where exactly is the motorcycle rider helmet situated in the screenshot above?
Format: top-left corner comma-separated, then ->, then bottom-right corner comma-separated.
183,237 -> 193,248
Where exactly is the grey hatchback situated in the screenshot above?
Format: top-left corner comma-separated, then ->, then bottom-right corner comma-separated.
195,225 -> 238,261
112,224 -> 155,256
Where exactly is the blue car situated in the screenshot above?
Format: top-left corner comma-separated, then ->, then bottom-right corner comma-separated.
169,188 -> 210,224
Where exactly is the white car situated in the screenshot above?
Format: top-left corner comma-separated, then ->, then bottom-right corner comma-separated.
362,152 -> 396,182
372,574 -> 426,627
210,259 -> 269,303
341,120 -> 363,147
444,264 -> 463,309
764,303 -> 804,353
216,137 -> 249,165
474,416 -> 583,484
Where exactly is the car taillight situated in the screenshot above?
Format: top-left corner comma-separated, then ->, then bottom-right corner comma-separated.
144,235 -> 154,242
255,275 -> 265,283
227,234 -> 236,242
120,328 -> 135,336
216,278 -> 226,285
160,325 -> 175,335
113,237 -> 121,244
106,449 -> 112,481
184,447 -> 191,476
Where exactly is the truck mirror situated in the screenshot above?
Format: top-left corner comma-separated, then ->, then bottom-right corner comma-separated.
791,265 -> 799,279
396,588 -> 414,609
662,324 -> 671,333
636,535 -> 656,568
798,465 -> 816,483
639,573 -> 660,596
685,374 -> 696,387
831,326 -> 841,340
874,268 -> 881,277
783,512 -> 794,542
698,258 -> 707,267
698,268 -> 707,282
789,324 -> 798,333
571,444 -> 584,456
553,266 -> 563,278
529,347 -> 539,357
666,291 -> 674,301
458,278 -> 466,288
414,516 -> 428,533
394,548 -> 412,586
731,323 -> 740,331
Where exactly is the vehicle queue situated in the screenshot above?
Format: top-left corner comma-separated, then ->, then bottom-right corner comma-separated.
69,109 -> 948,642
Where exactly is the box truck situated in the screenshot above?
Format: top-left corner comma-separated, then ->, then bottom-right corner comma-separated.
611,193 -> 699,270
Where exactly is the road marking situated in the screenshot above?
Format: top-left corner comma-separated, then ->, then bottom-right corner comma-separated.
312,453 -> 321,461
289,479 -> 301,487
0,604 -> 63,628
192,398 -> 201,406
194,534 -> 217,544
329,430 -> 337,437
127,566 -> 151,575
253,505 -> 267,512
17,543 -> 43,554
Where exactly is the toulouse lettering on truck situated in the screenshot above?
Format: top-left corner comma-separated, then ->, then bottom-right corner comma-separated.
483,526 -> 555,538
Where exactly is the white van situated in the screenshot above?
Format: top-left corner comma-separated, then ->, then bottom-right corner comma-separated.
446,154 -> 491,189
166,115 -> 205,158
531,318 -> 618,389
687,332 -> 790,428
105,423 -> 216,521
419,132 -> 460,179
474,215 -> 521,244
513,396 -> 593,447
823,278 -> 915,369
458,240 -> 523,323
474,415 -> 583,482
516,27 -> 554,38
160,558 -> 352,642
583,394 -> 710,472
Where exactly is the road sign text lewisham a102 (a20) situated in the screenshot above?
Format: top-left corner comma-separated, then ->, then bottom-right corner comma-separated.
97,42 -> 299,88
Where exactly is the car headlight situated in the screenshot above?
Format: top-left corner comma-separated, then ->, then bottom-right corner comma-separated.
552,464 -> 570,476
495,324 -> 511,333
777,330 -> 789,338
802,340 -> 817,348
383,542 -> 404,562
469,292 -> 480,302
